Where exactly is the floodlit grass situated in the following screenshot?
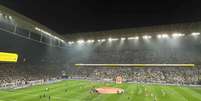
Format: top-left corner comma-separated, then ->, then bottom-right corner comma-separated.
0,80 -> 201,101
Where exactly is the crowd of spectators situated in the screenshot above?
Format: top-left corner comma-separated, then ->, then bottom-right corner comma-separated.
69,66 -> 200,85
0,63 -> 64,88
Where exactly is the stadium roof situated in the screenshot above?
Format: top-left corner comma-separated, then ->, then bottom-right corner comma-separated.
0,4 -> 66,43
65,22 -> 201,41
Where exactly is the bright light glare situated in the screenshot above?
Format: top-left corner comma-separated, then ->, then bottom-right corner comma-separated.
128,36 -> 139,40
68,41 -> 74,45
101,39 -> 106,42
108,38 -> 118,42
172,33 -> 185,38
35,27 -> 65,43
142,35 -> 152,39
9,16 -> 12,20
77,40 -> 85,44
121,37 -> 126,41
157,34 -> 169,39
35,27 -> 52,36
87,40 -> 94,43
191,32 -> 200,36
98,39 -> 106,42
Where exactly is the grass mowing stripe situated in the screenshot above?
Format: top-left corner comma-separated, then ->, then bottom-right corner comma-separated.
155,85 -> 172,101
166,86 -> 188,101
0,80 -> 86,101
144,84 -> 158,101
134,84 -> 148,101
53,81 -> 94,100
0,81 -> 67,99
173,86 -> 201,101
122,83 -> 137,101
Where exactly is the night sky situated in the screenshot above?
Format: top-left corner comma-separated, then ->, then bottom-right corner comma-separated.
0,0 -> 201,35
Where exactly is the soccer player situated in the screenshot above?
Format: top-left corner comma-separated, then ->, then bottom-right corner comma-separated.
48,96 -> 51,101
39,95 -> 42,100
128,96 -> 130,100
153,96 -> 157,101
43,93 -> 46,98
65,89 -> 67,92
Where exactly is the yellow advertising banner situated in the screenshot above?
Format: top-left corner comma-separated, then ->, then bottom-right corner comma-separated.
0,52 -> 18,62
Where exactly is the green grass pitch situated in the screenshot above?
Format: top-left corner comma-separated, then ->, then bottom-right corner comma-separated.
1,80 -> 201,101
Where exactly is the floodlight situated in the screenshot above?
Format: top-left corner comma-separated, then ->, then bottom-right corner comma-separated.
77,40 -> 85,44
9,16 -> 12,20
87,40 -> 94,43
68,41 -> 74,45
101,39 -> 106,42
121,37 -> 126,41
108,38 -> 118,42
172,33 -> 185,38
191,32 -> 200,36
157,34 -> 168,39
142,35 -> 152,39
128,36 -> 139,40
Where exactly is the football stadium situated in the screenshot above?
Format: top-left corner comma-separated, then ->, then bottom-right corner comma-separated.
1,3 -> 201,101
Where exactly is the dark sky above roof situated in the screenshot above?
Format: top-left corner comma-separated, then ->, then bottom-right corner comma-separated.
0,0 -> 201,34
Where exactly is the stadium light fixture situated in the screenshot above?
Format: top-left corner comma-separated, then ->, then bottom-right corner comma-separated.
61,39 -> 66,43
35,27 -> 52,36
157,34 -> 162,38
157,34 -> 169,39
77,40 -> 85,44
98,39 -> 106,42
35,27 -> 65,43
108,38 -> 112,42
172,33 -> 185,38
54,36 -> 65,43
191,32 -> 200,36
121,37 -> 126,41
108,38 -> 118,42
87,40 -> 95,43
128,36 -> 139,40
101,39 -> 106,42
9,16 -> 12,20
142,35 -> 152,39
68,41 -> 74,45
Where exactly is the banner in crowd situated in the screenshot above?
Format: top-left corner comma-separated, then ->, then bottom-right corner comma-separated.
0,52 -> 18,62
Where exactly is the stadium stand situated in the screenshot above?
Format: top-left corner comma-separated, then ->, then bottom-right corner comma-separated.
1,4 -> 201,89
